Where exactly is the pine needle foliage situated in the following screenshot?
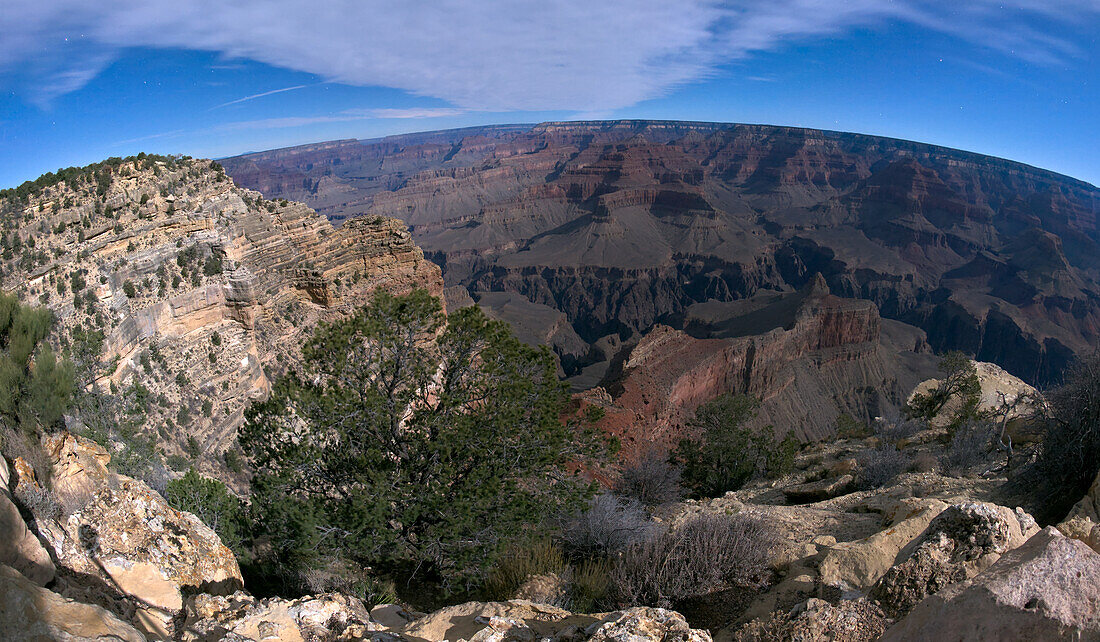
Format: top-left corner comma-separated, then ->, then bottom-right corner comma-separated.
240,289 -> 604,591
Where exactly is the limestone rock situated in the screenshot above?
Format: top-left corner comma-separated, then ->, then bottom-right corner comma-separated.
14,433 -> 241,638
783,474 -> 855,504
1067,470 -> 1100,524
730,598 -> 888,642
869,502 -> 1039,616
400,600 -> 597,642
908,360 -> 1040,429
0,454 -> 55,585
881,528 -> 1100,641
817,499 -> 947,592
180,590 -> 376,642
42,432 -> 111,513
1057,515 -> 1100,554
371,603 -> 421,630
585,607 -> 712,642
0,563 -> 145,642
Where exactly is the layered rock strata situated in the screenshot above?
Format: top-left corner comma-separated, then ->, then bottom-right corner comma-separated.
1,157 -> 441,474
224,120 -> 1100,387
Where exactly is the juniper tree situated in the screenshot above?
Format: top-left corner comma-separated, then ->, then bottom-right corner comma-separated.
240,289 -> 603,591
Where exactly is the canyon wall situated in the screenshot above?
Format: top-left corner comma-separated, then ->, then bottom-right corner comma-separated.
224,121 -> 1100,387
1,157 -> 441,478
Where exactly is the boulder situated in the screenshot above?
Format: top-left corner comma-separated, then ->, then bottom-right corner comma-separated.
371,603 -> 420,630
1067,470 -> 1100,524
731,598 -> 888,642
25,433 -> 242,638
1057,516 -> 1100,554
783,475 -> 855,504
817,499 -> 947,592
180,590 -> 376,642
585,607 -> 712,642
909,360 -> 1040,428
0,454 -> 55,585
400,600 -> 597,641
42,432 -> 111,513
0,563 -> 146,642
869,502 -> 1039,616
881,528 -> 1100,641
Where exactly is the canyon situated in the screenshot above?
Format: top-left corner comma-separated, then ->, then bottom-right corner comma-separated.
224,120 -> 1100,391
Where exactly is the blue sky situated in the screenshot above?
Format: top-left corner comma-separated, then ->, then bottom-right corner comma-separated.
1,1 -> 1097,189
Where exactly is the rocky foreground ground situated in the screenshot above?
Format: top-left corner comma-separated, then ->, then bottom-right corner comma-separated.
3,366 -> 1100,641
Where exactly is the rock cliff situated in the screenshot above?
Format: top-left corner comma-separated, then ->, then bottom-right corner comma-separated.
223,121 -> 1100,387
0,156 -> 442,478
576,276 -> 937,454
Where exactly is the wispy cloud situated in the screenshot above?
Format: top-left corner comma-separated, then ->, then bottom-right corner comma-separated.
364,107 -> 468,119
111,107 -> 471,144
2,1 -> 1097,110
213,84 -> 310,108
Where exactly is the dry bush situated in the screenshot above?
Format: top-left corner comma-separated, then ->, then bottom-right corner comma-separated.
1030,353 -> 1100,521
559,493 -> 658,561
875,416 -> 926,444
909,451 -> 939,473
940,420 -> 996,476
13,482 -> 60,520
614,450 -> 683,507
857,445 -> 910,489
609,514 -> 774,608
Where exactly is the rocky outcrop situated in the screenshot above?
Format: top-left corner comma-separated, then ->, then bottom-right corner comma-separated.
2,157 -> 442,478
397,601 -> 710,642
783,475 -> 855,504
8,432 -> 241,639
0,563 -> 146,642
0,454 -> 55,586
587,607 -> 712,642
731,597 -> 888,642
817,499 -> 949,593
579,278 -> 936,456
869,502 -> 1039,617
882,528 -> 1100,641
181,591 -> 377,642
908,360 -> 1042,435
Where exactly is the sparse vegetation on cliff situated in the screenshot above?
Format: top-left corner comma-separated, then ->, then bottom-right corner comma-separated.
0,293 -> 74,436
674,394 -> 798,498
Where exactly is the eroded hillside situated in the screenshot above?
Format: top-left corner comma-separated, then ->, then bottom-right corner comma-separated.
0,155 -> 442,479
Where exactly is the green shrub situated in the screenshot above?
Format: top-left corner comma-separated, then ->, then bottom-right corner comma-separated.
166,469 -> 246,554
240,289 -> 605,591
122,280 -> 136,298
0,293 -> 75,434
203,255 -> 223,276
836,413 -> 871,439
906,351 -> 982,426
674,394 -> 798,497
569,558 -> 612,613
